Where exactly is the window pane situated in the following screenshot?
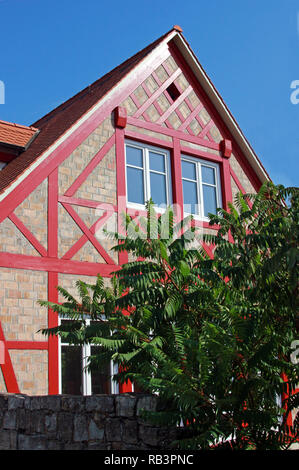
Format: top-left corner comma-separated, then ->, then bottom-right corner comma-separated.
183,180 -> 198,214
90,346 -> 111,394
61,346 -> 82,395
182,160 -> 196,180
150,172 -> 167,206
127,167 -> 144,204
203,184 -> 217,217
149,151 -> 165,173
201,165 -> 215,185
126,145 -> 143,167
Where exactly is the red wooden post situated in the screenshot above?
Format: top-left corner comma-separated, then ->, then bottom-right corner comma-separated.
48,272 -> 59,395
171,138 -> 184,222
47,169 -> 59,394
115,126 -> 129,266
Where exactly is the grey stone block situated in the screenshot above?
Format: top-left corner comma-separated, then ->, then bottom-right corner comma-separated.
57,412 -> 73,442
139,424 -> 160,447
30,410 -> 45,434
122,419 -> 138,444
61,396 -> 85,413
73,414 -> 88,442
45,413 -> 57,434
105,418 -> 123,442
47,440 -> 62,450
115,394 -> 136,417
3,410 -> 17,430
8,395 -> 25,410
136,395 -> 158,417
0,430 -> 11,450
0,394 -> 9,409
17,408 -> 31,432
9,430 -> 18,450
45,395 -> 61,411
18,434 -> 47,450
88,419 -> 105,441
87,441 -> 108,450
64,442 -> 85,450
85,395 -> 115,414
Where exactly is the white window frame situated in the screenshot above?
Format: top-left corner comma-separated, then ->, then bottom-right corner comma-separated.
59,318 -> 119,395
125,139 -> 172,212
181,154 -> 222,221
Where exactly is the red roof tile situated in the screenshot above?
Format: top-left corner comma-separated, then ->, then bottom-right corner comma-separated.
0,120 -> 38,149
0,28 -> 176,195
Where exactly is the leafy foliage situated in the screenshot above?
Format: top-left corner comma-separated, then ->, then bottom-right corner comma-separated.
40,183 -> 299,450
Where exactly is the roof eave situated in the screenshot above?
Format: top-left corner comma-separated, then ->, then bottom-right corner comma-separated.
0,141 -> 24,153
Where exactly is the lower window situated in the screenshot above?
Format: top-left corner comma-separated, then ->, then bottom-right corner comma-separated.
59,320 -> 118,395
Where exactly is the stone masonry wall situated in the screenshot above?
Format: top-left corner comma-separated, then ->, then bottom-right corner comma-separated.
0,393 -> 182,450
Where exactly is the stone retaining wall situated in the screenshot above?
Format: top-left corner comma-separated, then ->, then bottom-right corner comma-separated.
0,393 -> 181,450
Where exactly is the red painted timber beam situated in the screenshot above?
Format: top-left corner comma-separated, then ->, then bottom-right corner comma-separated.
8,213 -> 48,257
60,202 -> 116,265
0,322 -> 19,393
61,208 -> 115,261
64,134 -> 116,197
156,85 -> 192,125
0,251 -> 119,277
127,116 -> 220,151
178,102 -> 204,132
48,272 -> 59,394
6,341 -> 48,350
134,68 -> 181,118
0,46 -> 171,223
125,129 -> 174,150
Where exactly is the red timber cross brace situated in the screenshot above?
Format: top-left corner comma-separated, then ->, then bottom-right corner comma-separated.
0,27 -> 269,399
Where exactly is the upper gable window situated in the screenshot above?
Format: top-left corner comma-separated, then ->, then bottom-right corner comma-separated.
125,140 -> 172,209
166,82 -> 181,102
181,155 -> 222,219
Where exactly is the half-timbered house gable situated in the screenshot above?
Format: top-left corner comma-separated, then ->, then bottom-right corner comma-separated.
0,26 -> 270,396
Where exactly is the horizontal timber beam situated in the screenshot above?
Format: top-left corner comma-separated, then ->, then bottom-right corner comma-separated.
127,116 -> 220,151
6,341 -> 48,350
0,252 -> 119,277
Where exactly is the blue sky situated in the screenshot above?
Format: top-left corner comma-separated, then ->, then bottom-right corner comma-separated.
0,0 -> 298,187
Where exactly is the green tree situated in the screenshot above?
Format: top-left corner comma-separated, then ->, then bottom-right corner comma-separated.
40,183 -> 299,450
